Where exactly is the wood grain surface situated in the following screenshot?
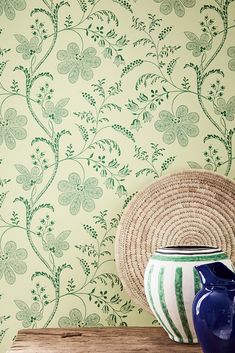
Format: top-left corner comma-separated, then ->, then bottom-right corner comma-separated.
8,327 -> 202,353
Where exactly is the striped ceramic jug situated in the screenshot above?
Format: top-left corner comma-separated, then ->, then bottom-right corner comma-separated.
144,246 -> 233,344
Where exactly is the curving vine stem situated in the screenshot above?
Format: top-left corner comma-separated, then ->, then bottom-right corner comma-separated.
16,2 -> 69,327
197,3 -> 233,175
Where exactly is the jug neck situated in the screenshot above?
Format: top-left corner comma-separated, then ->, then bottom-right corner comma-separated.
195,262 -> 235,288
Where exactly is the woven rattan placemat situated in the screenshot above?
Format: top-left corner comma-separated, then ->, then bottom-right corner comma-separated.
115,170 -> 235,311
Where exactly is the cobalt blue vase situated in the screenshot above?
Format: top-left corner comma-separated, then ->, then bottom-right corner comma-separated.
192,262 -> 235,353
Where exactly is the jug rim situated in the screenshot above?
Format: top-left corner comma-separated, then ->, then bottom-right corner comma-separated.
195,262 -> 235,287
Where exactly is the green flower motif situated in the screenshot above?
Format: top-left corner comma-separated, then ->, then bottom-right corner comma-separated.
0,108 -> 27,150
43,230 -> 70,257
116,184 -> 127,197
15,300 -> 42,328
58,172 -> 103,215
214,96 -> 235,121
130,119 -> 142,131
57,43 -> 101,83
15,34 -> 42,60
43,98 -> 69,124
154,105 -> 199,147
154,0 -> 195,17
185,32 -> 212,57
15,164 -> 42,191
58,308 -> 103,328
0,241 -> 27,285
0,0 -> 26,20
227,46 -> 235,71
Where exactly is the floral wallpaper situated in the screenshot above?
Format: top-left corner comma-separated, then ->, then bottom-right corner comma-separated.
0,0 -> 235,351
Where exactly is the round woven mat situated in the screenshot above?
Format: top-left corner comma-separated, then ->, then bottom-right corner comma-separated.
115,170 -> 235,312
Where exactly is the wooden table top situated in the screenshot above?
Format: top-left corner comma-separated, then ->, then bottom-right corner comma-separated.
8,327 -> 202,352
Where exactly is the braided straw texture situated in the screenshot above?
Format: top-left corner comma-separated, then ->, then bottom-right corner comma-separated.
115,170 -> 235,311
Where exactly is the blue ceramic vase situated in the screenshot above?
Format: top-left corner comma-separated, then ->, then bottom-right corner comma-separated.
192,262 -> 235,353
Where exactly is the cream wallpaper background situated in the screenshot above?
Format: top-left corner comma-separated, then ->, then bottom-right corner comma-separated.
0,0 -> 235,351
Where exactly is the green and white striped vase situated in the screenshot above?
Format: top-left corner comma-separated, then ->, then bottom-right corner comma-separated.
144,246 -> 233,344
